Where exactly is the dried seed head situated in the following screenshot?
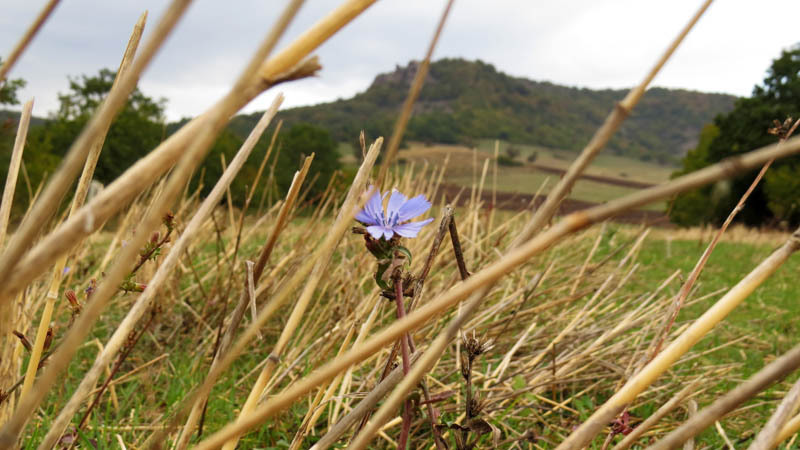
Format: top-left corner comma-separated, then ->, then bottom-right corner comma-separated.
13,330 -> 31,352
163,211 -> 175,231
43,327 -> 54,353
768,117 -> 795,138
85,279 -> 97,299
462,331 -> 493,360
65,290 -> 80,309
610,411 -> 634,436
468,394 -> 488,417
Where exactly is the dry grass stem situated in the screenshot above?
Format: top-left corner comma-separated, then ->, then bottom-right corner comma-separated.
0,0 -> 61,83
376,0 -> 455,184
559,227 -> 800,450
0,98 -> 33,425
748,376 -> 800,449
0,99 -> 33,245
35,97 -> 283,450
513,0 -> 714,246
0,0 -> 189,315
192,135 -> 800,449
18,9 -> 148,407
646,343 -> 800,449
613,379 -> 702,450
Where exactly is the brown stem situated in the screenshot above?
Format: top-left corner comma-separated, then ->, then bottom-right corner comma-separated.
130,228 -> 173,275
75,308 -> 156,435
463,355 -> 473,446
393,272 -> 412,450
448,215 -> 470,280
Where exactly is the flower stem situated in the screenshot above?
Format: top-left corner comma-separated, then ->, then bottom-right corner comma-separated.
393,273 -> 412,449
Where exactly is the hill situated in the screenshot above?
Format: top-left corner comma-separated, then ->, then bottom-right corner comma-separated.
231,58 -> 736,165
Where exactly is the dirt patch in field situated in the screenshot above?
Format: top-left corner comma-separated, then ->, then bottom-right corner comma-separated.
436,184 -> 671,227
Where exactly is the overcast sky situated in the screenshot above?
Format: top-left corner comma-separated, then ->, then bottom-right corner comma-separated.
2,0 -> 799,121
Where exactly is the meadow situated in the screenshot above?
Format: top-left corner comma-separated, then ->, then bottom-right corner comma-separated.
5,0 -> 800,449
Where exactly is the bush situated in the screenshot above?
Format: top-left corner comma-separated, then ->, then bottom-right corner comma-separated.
497,155 -> 522,167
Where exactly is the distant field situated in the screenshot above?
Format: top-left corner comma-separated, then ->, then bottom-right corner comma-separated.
393,141 -> 676,211
474,139 -> 676,184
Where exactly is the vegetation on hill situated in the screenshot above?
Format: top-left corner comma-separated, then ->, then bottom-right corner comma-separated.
232,58 -> 736,165
670,44 -> 800,227
0,69 -> 339,216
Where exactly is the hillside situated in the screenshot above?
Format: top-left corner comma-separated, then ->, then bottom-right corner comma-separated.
231,58 -> 736,164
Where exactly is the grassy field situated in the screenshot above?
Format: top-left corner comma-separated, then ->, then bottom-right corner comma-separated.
608,226 -> 800,446
394,142 -> 671,211
8,192 -> 800,449
473,140 -> 676,185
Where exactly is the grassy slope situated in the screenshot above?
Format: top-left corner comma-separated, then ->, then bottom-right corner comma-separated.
393,140 -> 675,211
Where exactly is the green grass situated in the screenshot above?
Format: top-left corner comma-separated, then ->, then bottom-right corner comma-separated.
474,139 -> 676,185
448,168 -> 666,211
594,226 -> 800,447
16,213 -> 800,449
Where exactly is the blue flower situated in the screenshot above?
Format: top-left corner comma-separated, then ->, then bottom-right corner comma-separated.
356,187 -> 434,240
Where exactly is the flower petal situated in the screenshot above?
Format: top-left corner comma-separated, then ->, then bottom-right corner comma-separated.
386,189 -> 407,220
366,225 -> 387,240
396,194 -> 431,222
393,218 -> 434,238
356,188 -> 385,225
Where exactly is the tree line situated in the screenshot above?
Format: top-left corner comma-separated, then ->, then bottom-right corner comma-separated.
0,66 -> 340,219
669,44 -> 800,228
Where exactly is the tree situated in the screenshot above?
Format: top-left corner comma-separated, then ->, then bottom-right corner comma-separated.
669,44 -> 800,227
190,128 -> 246,203
0,61 -> 26,106
275,123 -> 340,200
0,61 -> 35,216
27,68 -> 166,184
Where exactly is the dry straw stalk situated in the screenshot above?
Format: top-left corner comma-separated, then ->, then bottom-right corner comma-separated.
0,99 -> 33,244
514,0 -> 714,246
0,98 -> 33,424
748,376 -> 800,449
376,0 -> 455,185
646,340 -> 800,450
0,0 -> 190,321
191,133 -> 800,450
558,227 -> 800,449
36,97 -> 284,450
174,152 -> 313,450
18,9 -> 148,406
612,379 -> 702,450
0,0 -> 60,82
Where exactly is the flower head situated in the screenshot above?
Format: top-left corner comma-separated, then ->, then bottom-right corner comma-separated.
356,187 -> 434,240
